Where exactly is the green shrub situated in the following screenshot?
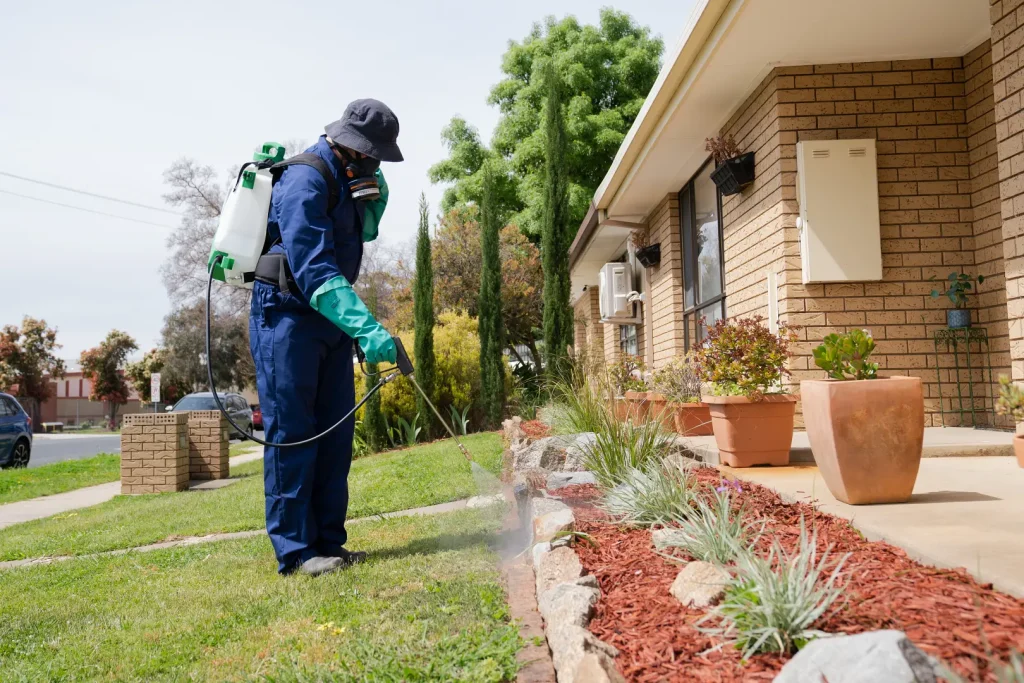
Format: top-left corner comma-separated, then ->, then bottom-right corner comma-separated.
996,375 -> 1024,423
692,315 -> 797,400
653,484 -> 760,565
812,330 -> 877,380
652,353 -> 703,402
607,354 -> 647,396
549,353 -> 613,435
698,520 -> 850,657
582,417 -> 671,489
601,460 -> 697,526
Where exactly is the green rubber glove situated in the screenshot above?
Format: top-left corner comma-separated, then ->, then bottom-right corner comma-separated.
361,169 -> 388,243
310,276 -> 396,363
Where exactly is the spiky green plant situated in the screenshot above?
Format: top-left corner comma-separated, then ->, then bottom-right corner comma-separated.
698,520 -> 850,657
396,414 -> 422,446
654,486 -> 761,564
582,416 -> 672,489
601,460 -> 698,526
549,358 -> 613,435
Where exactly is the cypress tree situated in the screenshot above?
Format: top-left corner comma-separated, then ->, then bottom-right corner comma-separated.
541,61 -> 574,378
362,285 -> 387,452
413,193 -> 437,439
479,161 -> 506,428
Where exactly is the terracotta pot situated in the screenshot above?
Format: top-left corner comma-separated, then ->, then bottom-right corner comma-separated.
647,392 -> 673,428
1014,435 -> 1024,468
624,390 -> 650,422
670,402 -> 714,436
801,376 -> 924,504
701,393 -> 797,467
613,397 -> 629,422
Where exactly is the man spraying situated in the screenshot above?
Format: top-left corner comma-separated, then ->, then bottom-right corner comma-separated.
250,100 -> 402,576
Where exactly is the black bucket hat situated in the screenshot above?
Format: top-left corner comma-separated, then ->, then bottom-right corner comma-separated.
324,99 -> 404,162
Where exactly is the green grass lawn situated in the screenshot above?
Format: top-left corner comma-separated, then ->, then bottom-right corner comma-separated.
0,454 -> 120,505
0,507 -> 520,682
0,433 -> 502,561
230,440 -> 261,457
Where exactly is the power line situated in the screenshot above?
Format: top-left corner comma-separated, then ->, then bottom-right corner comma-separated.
0,170 -> 181,215
0,188 -> 177,229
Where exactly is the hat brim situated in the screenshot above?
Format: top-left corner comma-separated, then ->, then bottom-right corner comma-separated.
326,128 -> 404,162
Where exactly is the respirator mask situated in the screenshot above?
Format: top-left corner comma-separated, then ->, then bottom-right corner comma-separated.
334,145 -> 382,202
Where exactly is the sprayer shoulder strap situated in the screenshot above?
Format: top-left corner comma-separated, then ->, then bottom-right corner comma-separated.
268,154 -> 340,213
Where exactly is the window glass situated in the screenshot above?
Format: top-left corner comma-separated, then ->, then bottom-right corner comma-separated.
680,186 -> 695,309
619,325 -> 639,356
174,396 -> 219,411
693,164 -> 723,302
0,399 -> 11,417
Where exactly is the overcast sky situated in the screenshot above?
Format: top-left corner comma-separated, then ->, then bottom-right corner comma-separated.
0,0 -> 696,361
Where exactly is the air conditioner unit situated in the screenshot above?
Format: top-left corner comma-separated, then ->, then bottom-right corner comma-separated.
599,262 -> 635,321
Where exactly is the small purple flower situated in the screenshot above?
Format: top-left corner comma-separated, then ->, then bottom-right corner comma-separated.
717,478 -> 743,494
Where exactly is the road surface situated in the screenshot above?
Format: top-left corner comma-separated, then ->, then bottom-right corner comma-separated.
27,432 -> 265,468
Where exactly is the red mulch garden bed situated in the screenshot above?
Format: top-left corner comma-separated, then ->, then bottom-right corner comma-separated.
556,469 -> 1024,682
521,420 -> 551,439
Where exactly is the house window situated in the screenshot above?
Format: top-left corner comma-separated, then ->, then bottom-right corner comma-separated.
619,325 -> 638,356
679,159 -> 726,348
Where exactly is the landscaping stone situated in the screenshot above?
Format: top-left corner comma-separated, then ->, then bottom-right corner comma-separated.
546,621 -> 619,683
574,652 -> 626,683
538,575 -> 600,627
532,498 -> 575,543
562,433 -> 597,471
773,630 -> 939,683
547,471 -> 598,489
536,546 -> 584,595
514,435 -> 575,471
466,493 -> 505,509
650,528 -> 679,550
669,561 -> 731,609
532,541 -> 552,572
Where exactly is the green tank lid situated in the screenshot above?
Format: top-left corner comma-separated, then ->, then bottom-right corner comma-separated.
253,142 -> 286,163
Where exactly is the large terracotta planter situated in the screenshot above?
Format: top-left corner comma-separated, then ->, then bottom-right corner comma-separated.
624,391 -> 650,422
702,394 -> 797,467
647,392 -> 674,428
1013,435 -> 1024,468
801,376 -> 924,504
671,402 -> 714,436
612,397 -> 629,422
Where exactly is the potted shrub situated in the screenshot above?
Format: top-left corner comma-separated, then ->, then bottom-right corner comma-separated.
692,316 -> 799,467
995,375 -> 1024,468
802,330 -> 925,504
706,135 -> 755,196
652,354 -> 713,436
631,227 -> 661,268
930,271 -> 984,329
607,355 -> 648,422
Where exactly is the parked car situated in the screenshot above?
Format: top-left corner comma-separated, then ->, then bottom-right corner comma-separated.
250,404 -> 262,430
0,392 -> 33,468
169,392 -> 253,439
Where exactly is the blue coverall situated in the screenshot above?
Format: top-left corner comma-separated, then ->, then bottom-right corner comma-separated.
250,136 -> 364,573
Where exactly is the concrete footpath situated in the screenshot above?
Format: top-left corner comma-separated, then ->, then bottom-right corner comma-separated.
0,448 -> 263,530
725,456 -> 1024,598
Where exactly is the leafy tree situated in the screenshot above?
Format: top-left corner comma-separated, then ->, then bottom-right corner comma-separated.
361,284 -> 387,453
541,63 -> 574,376
125,348 -> 185,406
160,304 -> 251,394
0,317 -> 65,406
413,193 -> 437,440
429,9 -> 663,238
432,206 -> 542,365
478,163 -> 507,428
80,330 -> 138,429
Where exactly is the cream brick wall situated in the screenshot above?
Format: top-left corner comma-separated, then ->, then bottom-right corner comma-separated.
187,410 -> 230,480
647,194 -> 686,368
573,288 -> 605,365
120,413 -> 190,494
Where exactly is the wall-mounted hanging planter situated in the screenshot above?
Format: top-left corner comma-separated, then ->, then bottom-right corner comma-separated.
710,152 -> 755,196
635,243 -> 661,268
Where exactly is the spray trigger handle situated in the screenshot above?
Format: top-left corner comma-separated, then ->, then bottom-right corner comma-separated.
393,336 -> 414,376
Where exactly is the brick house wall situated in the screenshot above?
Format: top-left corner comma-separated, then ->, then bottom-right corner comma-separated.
640,43 -> 1008,427
572,288 -> 605,364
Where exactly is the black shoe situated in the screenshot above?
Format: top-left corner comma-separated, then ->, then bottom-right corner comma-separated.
321,547 -> 367,566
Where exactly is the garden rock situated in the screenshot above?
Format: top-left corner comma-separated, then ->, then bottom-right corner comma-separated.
546,621 -> 619,683
574,652 -> 627,683
562,433 -> 597,471
547,471 -> 598,489
539,575 -> 600,627
502,416 -> 527,449
670,561 -> 731,609
651,528 -> 679,550
773,630 -> 939,683
532,500 -> 575,543
466,493 -> 504,509
536,546 -> 584,596
532,541 -> 552,572
514,435 -> 575,471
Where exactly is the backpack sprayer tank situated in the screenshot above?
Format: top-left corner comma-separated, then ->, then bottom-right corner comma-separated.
209,142 -> 286,288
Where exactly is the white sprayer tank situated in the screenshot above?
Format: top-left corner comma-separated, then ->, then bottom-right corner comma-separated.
209,142 -> 285,288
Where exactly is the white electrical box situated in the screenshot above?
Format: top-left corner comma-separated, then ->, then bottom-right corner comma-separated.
599,262 -> 634,320
796,139 -> 882,284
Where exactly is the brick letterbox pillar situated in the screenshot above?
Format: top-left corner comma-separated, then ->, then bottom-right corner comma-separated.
187,410 -> 230,480
120,412 -> 190,493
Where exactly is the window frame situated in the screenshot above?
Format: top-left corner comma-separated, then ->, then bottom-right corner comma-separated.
619,324 -> 639,357
678,158 -> 727,349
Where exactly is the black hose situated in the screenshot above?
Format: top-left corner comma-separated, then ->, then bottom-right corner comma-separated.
204,256 -> 392,448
